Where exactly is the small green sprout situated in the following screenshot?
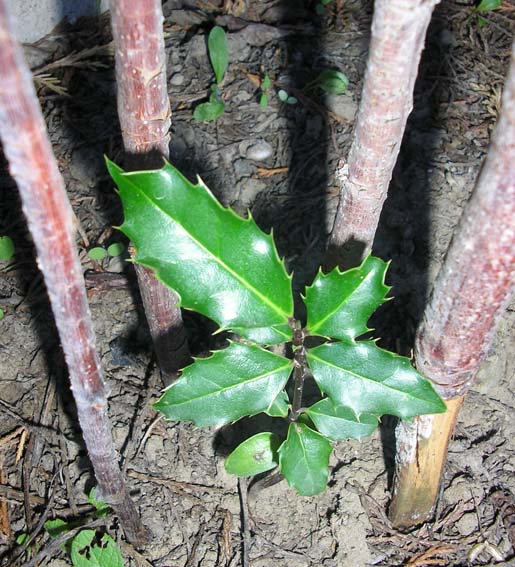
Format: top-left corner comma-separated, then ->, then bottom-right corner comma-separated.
87,247 -> 108,261
0,235 -> 15,262
314,70 -> 349,95
277,89 -> 298,105
260,74 -> 272,109
88,243 -> 125,262
315,0 -> 333,16
473,0 -> 502,26
0,308 -> 4,320
106,242 -> 125,258
194,26 -> 228,122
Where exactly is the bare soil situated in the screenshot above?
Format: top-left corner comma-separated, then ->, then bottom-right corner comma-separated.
0,1 -> 514,566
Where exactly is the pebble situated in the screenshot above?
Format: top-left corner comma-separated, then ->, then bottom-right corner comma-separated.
245,139 -> 273,162
170,73 -> 185,86
233,158 -> 253,179
237,177 -> 266,208
325,93 -> 358,122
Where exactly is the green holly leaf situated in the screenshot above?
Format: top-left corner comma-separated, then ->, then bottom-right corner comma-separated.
307,341 -> 446,420
305,255 -> 390,341
279,422 -> 332,496
106,159 -> 293,344
265,389 -> 290,417
154,342 -> 292,427
306,399 -> 378,441
225,432 -> 281,476
208,26 -> 228,84
70,530 -> 123,567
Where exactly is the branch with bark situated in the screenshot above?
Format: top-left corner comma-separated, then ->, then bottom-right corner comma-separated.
327,0 -> 440,269
0,1 -> 145,543
389,39 -> 515,529
109,0 -> 190,384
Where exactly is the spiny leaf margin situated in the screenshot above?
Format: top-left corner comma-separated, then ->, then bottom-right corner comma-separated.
307,340 -> 446,420
154,342 -> 293,427
305,255 -> 391,342
106,158 -> 293,344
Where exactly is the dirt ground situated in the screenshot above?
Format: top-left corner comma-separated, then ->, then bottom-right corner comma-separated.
1,1 -> 514,565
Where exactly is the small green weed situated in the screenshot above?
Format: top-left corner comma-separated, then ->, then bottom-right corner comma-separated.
259,74 -> 272,109
0,235 -> 15,262
193,26 -> 228,122
43,489 -> 123,567
473,0 -> 502,27
87,242 -> 125,262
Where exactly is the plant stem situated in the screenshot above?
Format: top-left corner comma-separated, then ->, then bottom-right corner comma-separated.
390,38 -> 515,529
289,320 -> 307,422
109,0 -> 190,384
327,0 -> 440,268
0,1 -> 145,543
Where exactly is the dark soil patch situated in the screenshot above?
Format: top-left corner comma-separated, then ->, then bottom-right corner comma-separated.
1,1 -> 514,565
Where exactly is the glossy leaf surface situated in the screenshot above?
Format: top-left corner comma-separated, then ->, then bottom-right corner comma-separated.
306,399 -> 378,440
305,255 -> 390,341
208,26 -> 228,84
154,343 -> 292,427
307,341 -> 446,420
265,389 -> 290,417
107,160 -> 293,344
225,432 -> 281,476
279,422 -> 332,496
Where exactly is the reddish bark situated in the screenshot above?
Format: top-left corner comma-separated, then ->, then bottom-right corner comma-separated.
0,1 -> 145,543
390,39 -> 515,528
328,0 -> 440,268
109,0 -> 190,383
414,48 -> 515,399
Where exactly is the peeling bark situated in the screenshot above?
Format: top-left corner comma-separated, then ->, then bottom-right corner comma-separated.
327,0 -> 440,268
109,0 -> 190,383
390,39 -> 515,529
389,397 -> 464,528
0,1 -> 145,543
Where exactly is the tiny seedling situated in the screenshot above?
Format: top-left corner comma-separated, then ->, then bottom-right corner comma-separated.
193,26 -> 228,122
259,74 -> 272,109
0,308 -> 4,320
107,159 -> 445,496
277,89 -> 298,105
473,0 -> 502,27
315,0 -> 333,16
310,69 -> 349,95
43,489 -> 123,567
87,242 -> 126,262
0,235 -> 15,262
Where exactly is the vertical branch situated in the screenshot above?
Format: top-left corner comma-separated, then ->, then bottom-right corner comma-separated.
0,1 -> 145,543
109,0 -> 190,383
327,0 -> 440,268
389,39 -> 515,529
289,321 -> 307,423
